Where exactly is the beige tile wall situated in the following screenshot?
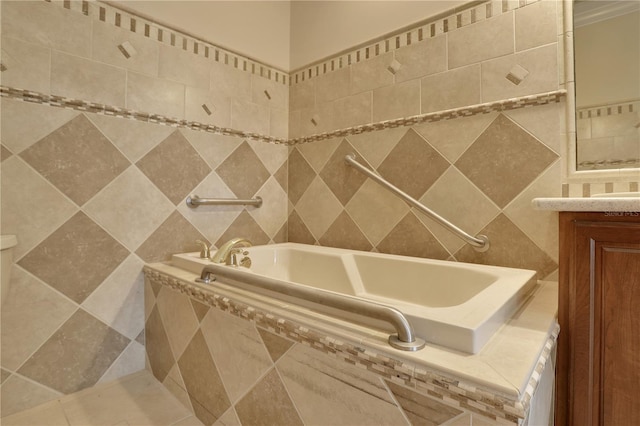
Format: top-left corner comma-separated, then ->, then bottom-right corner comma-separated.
287,0 -> 563,277
0,0 -> 288,415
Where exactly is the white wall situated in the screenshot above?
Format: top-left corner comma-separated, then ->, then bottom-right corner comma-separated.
112,0 -> 467,72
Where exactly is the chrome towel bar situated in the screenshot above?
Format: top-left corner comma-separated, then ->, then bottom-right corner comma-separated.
196,263 -> 426,351
345,154 -> 490,252
186,195 -> 263,208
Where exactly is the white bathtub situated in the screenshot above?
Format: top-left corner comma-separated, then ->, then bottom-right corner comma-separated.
172,243 -> 537,354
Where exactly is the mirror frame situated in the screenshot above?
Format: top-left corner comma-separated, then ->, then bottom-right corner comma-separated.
563,0 -> 640,183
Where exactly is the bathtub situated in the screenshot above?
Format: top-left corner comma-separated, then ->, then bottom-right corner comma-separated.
172,243 -> 537,354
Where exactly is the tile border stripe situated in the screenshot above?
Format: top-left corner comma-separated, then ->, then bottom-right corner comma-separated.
0,85 -> 566,148
144,266 -> 559,424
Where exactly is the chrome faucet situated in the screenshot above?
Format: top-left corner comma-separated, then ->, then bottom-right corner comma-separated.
210,238 -> 252,266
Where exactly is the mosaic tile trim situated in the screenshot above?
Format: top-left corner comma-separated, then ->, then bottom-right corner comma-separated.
144,266 -> 559,424
1,85 -> 566,148
43,0 -> 288,84
0,86 -> 288,145
578,158 -> 640,170
562,182 -> 640,198
577,99 -> 639,119
290,0 -> 541,84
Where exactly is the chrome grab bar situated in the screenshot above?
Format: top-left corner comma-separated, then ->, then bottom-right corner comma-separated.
196,263 -> 426,351
345,154 -> 490,252
186,195 -> 263,208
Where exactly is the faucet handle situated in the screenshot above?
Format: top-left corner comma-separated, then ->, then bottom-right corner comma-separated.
195,240 -> 210,259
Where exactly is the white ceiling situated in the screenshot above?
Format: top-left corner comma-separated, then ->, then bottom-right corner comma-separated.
111,1 -> 467,71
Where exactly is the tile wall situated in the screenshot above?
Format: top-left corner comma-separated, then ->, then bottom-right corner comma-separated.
287,0 -> 563,278
0,0 -> 287,416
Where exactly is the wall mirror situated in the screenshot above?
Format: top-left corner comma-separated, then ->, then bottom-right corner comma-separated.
573,0 -> 639,171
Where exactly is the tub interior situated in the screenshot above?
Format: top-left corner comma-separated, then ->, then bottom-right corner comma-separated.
171,243 -> 536,354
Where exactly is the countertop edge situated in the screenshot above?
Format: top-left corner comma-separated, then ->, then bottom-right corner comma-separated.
532,197 -> 640,212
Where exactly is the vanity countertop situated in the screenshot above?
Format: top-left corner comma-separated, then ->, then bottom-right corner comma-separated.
532,196 -> 640,212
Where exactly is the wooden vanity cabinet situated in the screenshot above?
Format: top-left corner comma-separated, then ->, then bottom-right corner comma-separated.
556,212 -> 640,426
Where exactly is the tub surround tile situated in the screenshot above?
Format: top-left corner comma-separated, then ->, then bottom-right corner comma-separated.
372,79 -> 420,122
215,141 -> 270,200
185,87 -> 233,129
214,211 -> 271,248
257,328 -> 294,363
350,52 -> 395,95
247,139 -> 288,176
178,330 -> 232,424
315,67 -> 350,104
319,140 -> 368,206
319,211 -> 373,252
331,92 -> 373,130
345,179 -> 410,247
455,114 -> 558,209
19,114 -> 130,206
386,380 -> 463,425
1,369 -> 11,384
159,44 -> 211,90
455,214 -> 557,279
83,167 -> 175,251
249,177 -> 289,238
164,364 -> 195,414
393,34 -> 447,83
213,408 -> 241,426
377,212 -> 450,260
145,305 -> 176,383
251,75 -> 289,109
503,102 -> 562,154
179,130 -> 241,170
287,149 -> 322,203
191,299 -> 211,323
156,286 -> 201,362
209,61 -> 252,102
273,161 -> 288,193
17,309 -> 130,395
515,0 -> 557,52
18,212 -> 129,304
200,307 -> 273,403
234,369 -> 303,426
230,99 -> 270,136
286,210 -> 317,245
1,145 -> 13,161
378,129 -> 449,200
0,156 -> 78,260
294,177 -> 343,240
98,340 -> 146,385
135,211 -> 208,263
136,130 -> 212,205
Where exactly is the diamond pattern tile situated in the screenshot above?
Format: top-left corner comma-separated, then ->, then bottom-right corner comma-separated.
215,211 -> 270,248
455,114 -> 559,208
287,210 -> 316,245
294,177 -> 343,240
346,127 -> 408,169
84,166 -> 175,251
287,148 -> 316,205
136,130 -> 211,205
156,286 -> 200,361
145,305 -> 176,383
235,369 -> 303,426
455,214 -> 558,278
19,114 -> 129,206
419,167 -> 500,254
377,212 -> 450,260
178,330 -> 231,424
377,128 -> 450,199
295,136 -> 342,173
18,309 -> 130,394
319,139 -> 368,206
200,307 -> 272,402
215,141 -> 270,200
248,139 -> 288,174
135,211 -> 208,263
18,212 -> 129,304
257,328 -> 294,362
1,156 -> 77,259
1,145 -> 13,161
274,161 -> 288,193
249,177 -> 289,238
180,129 -> 241,170
319,212 -> 373,252
345,179 -> 410,247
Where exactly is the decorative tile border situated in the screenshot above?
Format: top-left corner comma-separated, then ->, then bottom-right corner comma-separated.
44,0 -> 288,84
577,99 -> 639,119
1,85 -> 566,148
144,266 -> 559,424
562,182 -> 640,198
290,0 -> 542,85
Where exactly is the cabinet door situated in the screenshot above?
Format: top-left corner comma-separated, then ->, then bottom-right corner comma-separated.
561,217 -> 640,426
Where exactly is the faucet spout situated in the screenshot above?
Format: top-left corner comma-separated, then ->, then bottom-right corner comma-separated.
210,238 -> 252,264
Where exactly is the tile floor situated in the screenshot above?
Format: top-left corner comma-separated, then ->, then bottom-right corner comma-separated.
0,370 -> 203,426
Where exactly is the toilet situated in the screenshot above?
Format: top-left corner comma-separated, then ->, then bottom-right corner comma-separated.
1,235 -> 18,305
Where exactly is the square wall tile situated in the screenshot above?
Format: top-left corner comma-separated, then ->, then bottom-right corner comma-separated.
0,36 -> 51,94
350,52 -> 394,95
421,65 -> 481,114
448,12 -> 514,69
393,34 -> 447,83
127,72 -> 185,119
159,44 -> 211,89
373,79 -> 420,122
515,1 -> 558,52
